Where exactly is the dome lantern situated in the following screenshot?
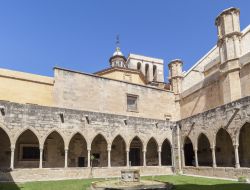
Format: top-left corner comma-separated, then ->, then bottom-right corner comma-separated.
109,35 -> 127,68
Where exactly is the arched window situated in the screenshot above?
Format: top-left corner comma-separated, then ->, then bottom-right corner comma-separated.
137,62 -> 141,71
145,64 -> 149,80
153,65 -> 157,81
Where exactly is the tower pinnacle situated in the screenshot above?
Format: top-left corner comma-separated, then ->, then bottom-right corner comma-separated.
116,35 -> 120,48
109,35 -> 127,68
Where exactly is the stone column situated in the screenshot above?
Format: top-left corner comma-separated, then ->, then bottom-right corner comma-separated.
158,146 -> 162,166
126,149 -> 130,167
64,148 -> 68,168
234,144 -> 240,168
10,146 -> 15,170
143,150 -> 146,167
194,148 -> 198,167
211,146 -> 217,168
171,146 -> 174,167
177,125 -> 182,171
107,145 -> 111,167
87,148 -> 91,167
39,147 -> 43,169
181,147 -> 185,167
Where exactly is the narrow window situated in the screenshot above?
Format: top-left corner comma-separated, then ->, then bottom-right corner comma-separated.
127,94 -> 138,112
153,65 -> 157,81
137,62 -> 141,70
145,64 -> 149,80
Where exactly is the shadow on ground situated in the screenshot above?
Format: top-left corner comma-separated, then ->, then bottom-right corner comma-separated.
0,170 -> 20,190
174,183 -> 250,190
1,183 -> 250,190
0,182 -> 20,190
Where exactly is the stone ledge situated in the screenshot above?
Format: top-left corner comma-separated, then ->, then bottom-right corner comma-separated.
183,166 -> 250,180
0,166 -> 173,182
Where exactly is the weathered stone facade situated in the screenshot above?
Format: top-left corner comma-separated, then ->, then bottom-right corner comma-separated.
0,7 -> 250,182
0,100 -> 174,181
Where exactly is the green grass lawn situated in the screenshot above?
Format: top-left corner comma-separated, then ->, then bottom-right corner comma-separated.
0,175 -> 250,190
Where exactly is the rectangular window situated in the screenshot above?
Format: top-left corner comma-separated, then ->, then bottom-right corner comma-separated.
127,94 -> 138,112
20,145 -> 40,160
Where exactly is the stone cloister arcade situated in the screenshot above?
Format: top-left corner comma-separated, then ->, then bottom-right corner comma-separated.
0,128 -> 173,170
182,121 -> 250,169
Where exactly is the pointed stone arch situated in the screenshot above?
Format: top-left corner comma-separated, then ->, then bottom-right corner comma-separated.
14,129 -> 40,168
43,131 -> 65,168
146,137 -> 159,166
161,138 -> 172,166
91,134 -> 108,167
128,135 -> 145,150
238,122 -> 250,167
215,128 -> 234,167
90,133 -> 109,147
183,136 -> 194,166
0,124 -> 12,144
129,136 -> 143,166
0,127 -> 11,169
197,133 -> 212,166
111,134 -> 127,150
66,131 -> 89,149
68,132 -> 88,167
111,135 -> 126,166
14,127 -> 41,147
145,137 -> 159,149
41,129 -> 66,148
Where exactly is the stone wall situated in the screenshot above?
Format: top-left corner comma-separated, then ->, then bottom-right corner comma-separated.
0,166 -> 173,182
179,96 -> 250,151
96,69 -> 146,85
182,46 -> 219,92
183,167 -> 250,179
53,67 -> 178,120
240,56 -> 250,98
0,100 -> 174,172
180,72 -> 223,119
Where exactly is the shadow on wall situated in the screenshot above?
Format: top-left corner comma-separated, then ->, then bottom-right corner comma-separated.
174,183 -> 250,190
0,170 -> 20,190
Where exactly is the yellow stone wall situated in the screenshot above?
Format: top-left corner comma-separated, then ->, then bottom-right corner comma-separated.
180,79 -> 223,119
97,70 -> 145,85
240,63 -> 250,98
0,69 -> 54,106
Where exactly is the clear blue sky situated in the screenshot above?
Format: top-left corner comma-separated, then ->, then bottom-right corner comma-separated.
0,0 -> 249,78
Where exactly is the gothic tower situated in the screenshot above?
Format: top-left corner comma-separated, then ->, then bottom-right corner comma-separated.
216,7 -> 242,103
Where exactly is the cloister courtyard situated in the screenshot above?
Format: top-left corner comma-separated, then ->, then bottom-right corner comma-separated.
0,175 -> 250,190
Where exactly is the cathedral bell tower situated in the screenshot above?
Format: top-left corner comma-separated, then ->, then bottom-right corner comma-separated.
109,36 -> 127,68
